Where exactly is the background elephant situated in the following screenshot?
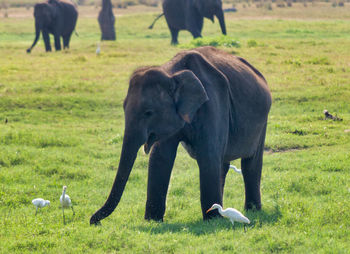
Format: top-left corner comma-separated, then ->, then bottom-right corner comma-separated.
27,0 -> 78,53
90,46 -> 271,225
149,0 -> 226,44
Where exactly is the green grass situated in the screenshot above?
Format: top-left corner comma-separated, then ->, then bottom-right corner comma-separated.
1,5 -> 350,253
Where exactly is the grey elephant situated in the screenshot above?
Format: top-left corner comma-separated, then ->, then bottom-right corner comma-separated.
90,46 -> 271,225
27,0 -> 78,53
149,0 -> 227,44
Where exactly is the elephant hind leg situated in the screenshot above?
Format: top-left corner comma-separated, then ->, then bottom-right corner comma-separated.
63,35 -> 71,49
42,30 -> 52,52
54,34 -> 61,51
169,27 -> 179,45
241,124 -> 267,210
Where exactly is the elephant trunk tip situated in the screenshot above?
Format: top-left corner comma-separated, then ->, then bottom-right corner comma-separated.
90,214 -> 102,226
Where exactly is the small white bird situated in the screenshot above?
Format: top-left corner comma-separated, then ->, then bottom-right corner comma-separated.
32,198 -> 50,216
207,204 -> 250,230
60,186 -> 75,224
229,165 -> 242,174
96,42 -> 101,55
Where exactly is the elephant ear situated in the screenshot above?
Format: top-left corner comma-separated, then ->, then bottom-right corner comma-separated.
171,70 -> 209,123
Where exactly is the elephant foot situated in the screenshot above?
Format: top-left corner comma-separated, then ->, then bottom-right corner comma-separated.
171,41 -> 179,46
203,209 -> 221,220
144,215 -> 164,222
144,204 -> 165,222
245,202 -> 261,211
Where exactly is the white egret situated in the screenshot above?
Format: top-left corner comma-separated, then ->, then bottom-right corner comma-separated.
229,165 -> 242,174
207,204 -> 250,230
60,186 -> 75,224
32,198 -> 50,216
96,42 -> 101,55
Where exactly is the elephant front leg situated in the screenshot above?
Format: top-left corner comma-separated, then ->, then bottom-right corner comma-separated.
42,30 -> 52,52
145,136 -> 179,221
197,156 -> 223,220
241,125 -> 267,210
54,34 -> 61,51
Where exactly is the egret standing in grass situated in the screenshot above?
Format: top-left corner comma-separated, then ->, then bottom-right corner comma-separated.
32,198 -> 50,216
96,42 -> 101,55
206,204 -> 250,231
60,186 -> 75,224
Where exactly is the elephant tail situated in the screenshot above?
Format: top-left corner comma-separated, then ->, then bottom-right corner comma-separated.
229,165 -> 242,174
148,13 -> 164,29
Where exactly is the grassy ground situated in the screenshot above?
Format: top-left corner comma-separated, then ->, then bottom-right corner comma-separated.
1,4 -> 350,253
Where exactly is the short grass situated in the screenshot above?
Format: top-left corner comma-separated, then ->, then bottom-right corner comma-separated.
1,4 -> 350,253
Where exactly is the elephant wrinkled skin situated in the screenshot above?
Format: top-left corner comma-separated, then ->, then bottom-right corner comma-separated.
90,46 -> 272,225
27,0 -> 78,53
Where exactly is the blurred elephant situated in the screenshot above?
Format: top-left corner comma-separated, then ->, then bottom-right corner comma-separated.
149,0 -> 227,44
90,46 -> 271,225
27,0 -> 78,53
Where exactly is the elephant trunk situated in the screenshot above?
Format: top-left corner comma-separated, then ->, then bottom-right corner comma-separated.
27,21 -> 40,53
90,132 -> 143,225
216,9 -> 226,35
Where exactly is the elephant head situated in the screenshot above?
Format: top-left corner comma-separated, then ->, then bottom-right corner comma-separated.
27,3 -> 55,53
194,0 -> 226,35
90,67 -> 209,225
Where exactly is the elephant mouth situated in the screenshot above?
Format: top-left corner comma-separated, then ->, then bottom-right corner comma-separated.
144,133 -> 156,154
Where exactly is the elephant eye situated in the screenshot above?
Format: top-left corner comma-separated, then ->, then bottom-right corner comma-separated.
144,110 -> 153,117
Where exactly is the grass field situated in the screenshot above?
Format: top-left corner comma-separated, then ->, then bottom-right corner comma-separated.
1,3 -> 350,253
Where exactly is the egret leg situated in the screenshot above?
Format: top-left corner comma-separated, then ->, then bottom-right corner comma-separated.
71,205 -> 75,216
244,224 -> 247,232
35,207 -> 38,216
230,219 -> 235,230
62,207 -> 65,225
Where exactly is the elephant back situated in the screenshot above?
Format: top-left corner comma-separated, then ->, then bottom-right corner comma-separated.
55,0 -> 78,34
162,0 -> 186,29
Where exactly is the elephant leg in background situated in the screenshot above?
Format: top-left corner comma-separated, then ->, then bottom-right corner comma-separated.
54,34 -> 62,51
169,26 -> 179,45
145,135 -> 180,221
187,12 -> 203,39
241,124 -> 267,210
42,30 -> 52,52
220,162 -> 230,198
63,35 -> 71,49
189,29 -> 202,39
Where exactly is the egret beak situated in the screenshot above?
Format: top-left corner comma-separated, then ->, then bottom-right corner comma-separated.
206,207 -> 213,213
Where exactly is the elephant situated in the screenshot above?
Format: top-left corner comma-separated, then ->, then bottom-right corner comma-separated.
90,46 -> 271,225
149,0 -> 227,44
26,0 -> 78,53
